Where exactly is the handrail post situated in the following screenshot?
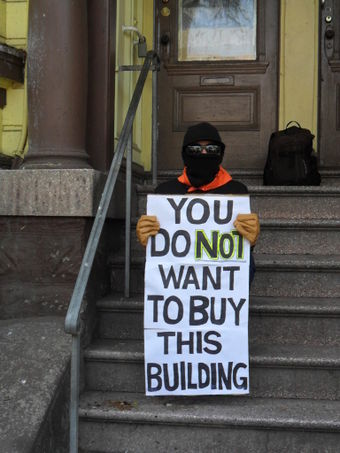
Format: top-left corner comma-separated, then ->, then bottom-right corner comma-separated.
124,130 -> 132,298
152,55 -> 159,186
69,334 -> 80,453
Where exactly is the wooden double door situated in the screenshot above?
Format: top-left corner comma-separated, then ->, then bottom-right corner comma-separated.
155,0 -> 280,172
319,0 -> 340,169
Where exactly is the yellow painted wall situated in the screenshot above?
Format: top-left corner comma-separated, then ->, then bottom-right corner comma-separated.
115,0 -> 153,170
0,0 -> 28,159
279,0 -> 319,145
0,1 -> 6,44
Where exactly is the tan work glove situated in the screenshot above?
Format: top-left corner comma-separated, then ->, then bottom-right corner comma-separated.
234,213 -> 260,247
136,215 -> 160,247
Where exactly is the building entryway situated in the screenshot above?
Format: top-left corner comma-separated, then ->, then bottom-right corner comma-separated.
155,0 -> 280,172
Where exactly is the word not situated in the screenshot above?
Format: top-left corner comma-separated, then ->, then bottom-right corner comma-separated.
196,230 -> 244,260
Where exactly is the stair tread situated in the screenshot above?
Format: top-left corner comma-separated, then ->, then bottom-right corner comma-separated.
259,219 -> 340,228
131,217 -> 340,228
79,390 -> 340,431
136,183 -> 340,195
250,296 -> 340,314
110,253 -> 340,268
255,254 -> 340,268
84,339 -> 340,367
97,294 -> 340,315
156,169 -> 340,177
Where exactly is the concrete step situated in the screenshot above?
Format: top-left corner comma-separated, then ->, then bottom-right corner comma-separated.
79,391 -> 340,453
97,295 -> 340,346
151,169 -> 340,187
136,185 -> 340,220
255,219 -> 340,255
84,339 -> 340,400
110,254 -> 340,297
249,296 -> 340,345
127,218 -> 340,257
251,254 -> 340,297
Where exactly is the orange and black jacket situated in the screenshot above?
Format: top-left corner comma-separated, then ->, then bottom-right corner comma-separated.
155,166 -> 248,195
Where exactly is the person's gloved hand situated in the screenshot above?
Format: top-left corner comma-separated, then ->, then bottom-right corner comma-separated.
234,213 -> 260,246
136,215 -> 160,247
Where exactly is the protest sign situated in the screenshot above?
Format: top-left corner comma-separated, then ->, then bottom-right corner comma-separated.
144,194 -> 250,396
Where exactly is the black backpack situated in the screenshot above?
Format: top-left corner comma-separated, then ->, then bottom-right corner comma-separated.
263,121 -> 321,186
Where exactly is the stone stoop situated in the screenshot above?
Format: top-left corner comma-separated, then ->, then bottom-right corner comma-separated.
78,393 -> 340,453
78,184 -> 340,452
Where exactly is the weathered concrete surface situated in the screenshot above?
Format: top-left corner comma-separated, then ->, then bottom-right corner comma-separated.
79,391 -> 340,453
0,169 -> 128,219
0,169 -> 105,217
0,317 -> 71,453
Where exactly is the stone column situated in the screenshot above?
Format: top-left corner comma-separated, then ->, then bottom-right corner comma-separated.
87,0 -> 116,171
24,0 -> 90,168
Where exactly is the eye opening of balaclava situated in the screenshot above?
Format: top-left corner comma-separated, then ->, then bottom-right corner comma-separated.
182,122 -> 225,187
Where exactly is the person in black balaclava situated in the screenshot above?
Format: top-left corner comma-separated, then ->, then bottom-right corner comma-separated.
136,122 -> 260,282
181,121 -> 225,188
152,121 -> 249,196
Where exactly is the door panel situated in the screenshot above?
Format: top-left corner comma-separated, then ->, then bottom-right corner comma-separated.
156,0 -> 279,171
319,0 -> 340,168
174,86 -> 260,130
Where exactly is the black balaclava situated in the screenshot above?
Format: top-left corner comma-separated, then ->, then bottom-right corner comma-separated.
182,122 -> 225,187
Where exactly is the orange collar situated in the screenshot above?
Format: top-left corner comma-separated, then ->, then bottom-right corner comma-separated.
178,166 -> 232,193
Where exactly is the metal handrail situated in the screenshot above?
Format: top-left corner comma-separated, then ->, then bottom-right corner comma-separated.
65,50 -> 159,453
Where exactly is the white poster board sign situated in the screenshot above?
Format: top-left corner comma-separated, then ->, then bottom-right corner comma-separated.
144,194 -> 250,396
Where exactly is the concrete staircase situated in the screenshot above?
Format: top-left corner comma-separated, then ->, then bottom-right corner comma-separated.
78,183 -> 340,453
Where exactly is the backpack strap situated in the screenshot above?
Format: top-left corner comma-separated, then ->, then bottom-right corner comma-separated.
285,120 -> 301,129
